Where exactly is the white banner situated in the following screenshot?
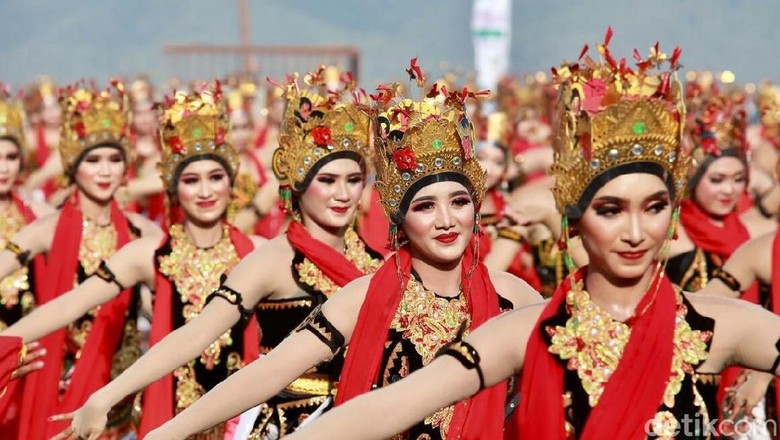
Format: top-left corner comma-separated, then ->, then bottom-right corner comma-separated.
472,0 -> 512,92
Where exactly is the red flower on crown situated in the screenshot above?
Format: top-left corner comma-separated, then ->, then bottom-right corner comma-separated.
311,126 -> 332,146
392,146 -> 418,171
216,128 -> 227,145
73,121 -> 87,139
168,135 -> 186,154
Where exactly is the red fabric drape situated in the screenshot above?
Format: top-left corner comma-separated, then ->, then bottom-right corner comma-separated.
138,224 -> 255,436
356,188 -> 390,256
508,267 -> 677,440
286,221 -> 366,287
19,196 -> 135,439
0,195 -> 46,435
335,243 -> 506,439
0,336 -> 23,414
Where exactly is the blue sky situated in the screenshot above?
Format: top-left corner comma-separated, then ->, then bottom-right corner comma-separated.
1,0 -> 778,89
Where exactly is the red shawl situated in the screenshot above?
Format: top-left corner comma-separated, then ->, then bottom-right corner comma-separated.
335,243 -> 506,440
679,200 -> 758,303
772,230 -> 780,416
19,196 -> 135,439
508,266 -> 677,440
287,221 -> 366,287
139,224 -> 255,436
0,336 -> 23,409
0,195 -> 46,432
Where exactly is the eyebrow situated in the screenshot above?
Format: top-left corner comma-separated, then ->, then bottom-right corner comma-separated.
411,190 -> 470,203
592,190 -> 669,204
316,172 -> 363,178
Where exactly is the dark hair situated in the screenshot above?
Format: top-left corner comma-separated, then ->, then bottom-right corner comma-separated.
169,154 -> 234,195
392,172 -> 476,225
566,162 -> 675,219
687,148 -> 747,192
69,143 -> 127,178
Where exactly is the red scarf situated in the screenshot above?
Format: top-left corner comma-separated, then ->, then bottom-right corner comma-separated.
0,195 -> 46,434
286,221 -> 366,287
0,336 -> 23,412
508,267 -> 676,440
19,196 -> 135,439
772,230 -> 780,416
679,199 -> 757,303
139,224 -> 255,436
335,243 -> 506,440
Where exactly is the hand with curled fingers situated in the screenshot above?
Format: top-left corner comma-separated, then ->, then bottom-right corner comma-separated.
48,394 -> 111,440
720,370 -> 773,435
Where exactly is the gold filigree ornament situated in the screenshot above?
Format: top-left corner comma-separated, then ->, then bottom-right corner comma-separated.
158,224 -> 240,369
548,281 -> 712,410
157,83 -> 240,194
271,67 -> 371,212
370,59 -> 487,222
0,88 -> 26,150
548,29 -> 690,219
59,82 -> 131,178
295,227 -> 380,296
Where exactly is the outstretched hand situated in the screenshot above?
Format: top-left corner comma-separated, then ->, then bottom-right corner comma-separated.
12,341 -> 45,380
48,395 -> 110,440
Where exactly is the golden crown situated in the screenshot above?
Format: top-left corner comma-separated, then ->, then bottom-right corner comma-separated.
0,89 -> 26,150
688,92 -> 748,171
59,82 -> 131,175
157,84 -> 239,193
549,29 -> 690,218
271,67 -> 371,208
370,59 -> 487,222
757,84 -> 780,134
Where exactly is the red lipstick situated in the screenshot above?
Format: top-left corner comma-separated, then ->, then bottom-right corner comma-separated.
196,200 -> 217,208
330,206 -> 349,214
617,250 -> 648,261
434,232 -> 459,244
97,182 -> 111,189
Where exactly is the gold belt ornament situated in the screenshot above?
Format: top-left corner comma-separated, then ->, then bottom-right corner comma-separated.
284,374 -> 336,396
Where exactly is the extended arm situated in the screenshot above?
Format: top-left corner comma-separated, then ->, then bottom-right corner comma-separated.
1,237 -> 153,342
287,305 -> 540,440
703,232 -> 773,299
145,275 -> 371,440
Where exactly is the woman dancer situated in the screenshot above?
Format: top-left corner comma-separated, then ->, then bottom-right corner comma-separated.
143,61 -> 541,440
283,37 -> 780,440
58,70 -> 384,439
0,83 -> 161,439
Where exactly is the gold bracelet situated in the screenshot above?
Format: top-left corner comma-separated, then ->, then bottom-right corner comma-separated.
4,242 -> 30,265
497,228 -> 523,243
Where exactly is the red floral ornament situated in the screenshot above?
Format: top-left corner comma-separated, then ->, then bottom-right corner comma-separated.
168,135 -> 186,154
311,125 -> 332,146
392,146 -> 418,171
73,121 -> 87,139
216,127 -> 227,145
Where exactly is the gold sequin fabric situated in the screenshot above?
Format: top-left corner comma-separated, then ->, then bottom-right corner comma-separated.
0,202 -> 33,319
388,276 -> 470,438
158,224 -> 241,369
548,280 -> 712,415
295,227 -> 381,297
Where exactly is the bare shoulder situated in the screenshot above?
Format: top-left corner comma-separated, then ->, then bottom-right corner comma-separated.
244,234 -> 292,262
488,269 -> 543,308
124,212 -> 164,241
682,292 -> 767,320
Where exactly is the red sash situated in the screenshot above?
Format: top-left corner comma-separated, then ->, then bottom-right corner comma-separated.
19,196 -> 135,439
138,224 -> 255,436
286,221 -> 366,287
508,267 -> 676,439
336,243 -> 506,439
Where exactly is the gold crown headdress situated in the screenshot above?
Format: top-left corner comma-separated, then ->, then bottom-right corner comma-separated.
688,92 -> 748,175
157,82 -> 239,193
59,81 -> 131,176
271,66 -> 371,211
757,84 -> 780,138
370,58 -> 488,223
549,29 -> 689,219
0,86 -> 26,150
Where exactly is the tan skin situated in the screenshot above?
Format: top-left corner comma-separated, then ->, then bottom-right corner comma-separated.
0,138 -> 55,377
46,158 -> 366,439
143,180 -> 542,439
283,173 -> 780,440
0,147 -> 161,382
2,159 -> 260,440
